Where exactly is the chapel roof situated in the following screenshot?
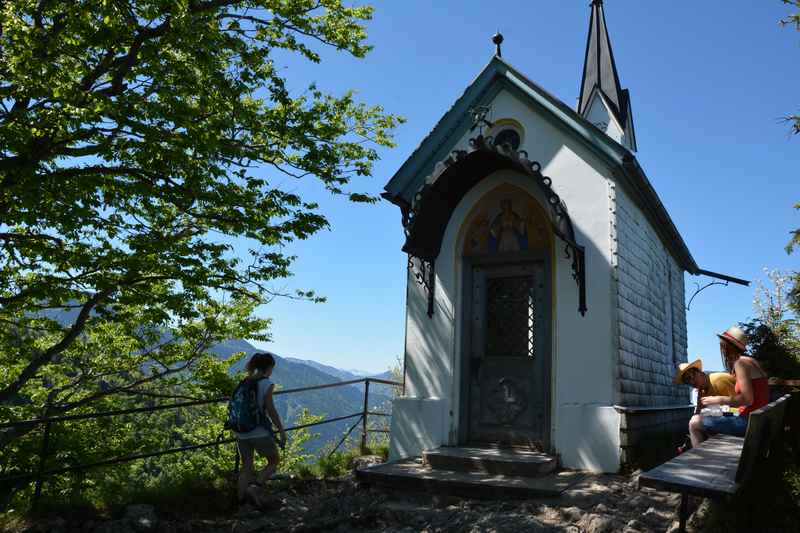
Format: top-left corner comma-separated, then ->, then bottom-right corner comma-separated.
382,55 -> 699,274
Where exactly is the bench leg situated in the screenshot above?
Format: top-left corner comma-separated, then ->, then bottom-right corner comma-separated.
678,492 -> 689,533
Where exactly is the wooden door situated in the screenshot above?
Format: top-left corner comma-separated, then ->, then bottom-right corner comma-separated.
467,261 -> 549,449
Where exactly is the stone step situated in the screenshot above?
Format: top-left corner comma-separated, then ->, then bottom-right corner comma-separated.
422,446 -> 557,477
355,458 -> 585,500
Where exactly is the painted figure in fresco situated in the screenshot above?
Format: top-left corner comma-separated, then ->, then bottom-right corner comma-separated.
465,195 -> 548,256
525,199 -> 547,250
466,211 -> 491,255
489,199 -> 527,252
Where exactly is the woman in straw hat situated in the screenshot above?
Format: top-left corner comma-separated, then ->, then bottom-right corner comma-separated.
687,325 -> 769,447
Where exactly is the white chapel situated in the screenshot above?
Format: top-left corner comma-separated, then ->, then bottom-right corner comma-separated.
381,1 -> 739,473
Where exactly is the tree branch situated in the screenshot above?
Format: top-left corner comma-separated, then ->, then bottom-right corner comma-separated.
0,287 -> 116,405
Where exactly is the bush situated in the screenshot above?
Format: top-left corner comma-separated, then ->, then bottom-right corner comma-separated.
742,318 -> 800,379
316,448 -> 360,479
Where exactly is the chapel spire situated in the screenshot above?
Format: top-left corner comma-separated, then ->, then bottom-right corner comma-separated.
577,0 -> 636,150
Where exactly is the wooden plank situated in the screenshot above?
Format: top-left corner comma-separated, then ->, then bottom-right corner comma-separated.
638,434 -> 743,497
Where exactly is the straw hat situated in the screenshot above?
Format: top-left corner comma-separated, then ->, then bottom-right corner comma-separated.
673,358 -> 703,385
717,325 -> 747,353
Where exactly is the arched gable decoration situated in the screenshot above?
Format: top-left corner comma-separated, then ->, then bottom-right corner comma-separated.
402,134 -> 587,316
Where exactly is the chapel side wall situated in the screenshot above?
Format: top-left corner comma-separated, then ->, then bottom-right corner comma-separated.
613,185 -> 691,468
613,185 -> 689,407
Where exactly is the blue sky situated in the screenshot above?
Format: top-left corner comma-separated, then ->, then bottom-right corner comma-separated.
249,1 -> 799,375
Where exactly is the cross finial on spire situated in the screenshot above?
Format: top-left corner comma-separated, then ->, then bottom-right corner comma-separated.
492,31 -> 504,57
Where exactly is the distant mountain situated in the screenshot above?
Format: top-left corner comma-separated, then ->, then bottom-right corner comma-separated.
210,338 -> 260,362
285,358 -> 393,381
284,358 -> 398,399
285,358 -> 363,382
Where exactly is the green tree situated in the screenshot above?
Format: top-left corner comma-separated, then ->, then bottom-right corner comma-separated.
784,1 -> 800,135
780,1 -> 800,306
742,270 -> 800,378
0,0 -> 400,452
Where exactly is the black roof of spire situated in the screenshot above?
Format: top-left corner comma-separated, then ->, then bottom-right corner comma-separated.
577,0 -> 627,124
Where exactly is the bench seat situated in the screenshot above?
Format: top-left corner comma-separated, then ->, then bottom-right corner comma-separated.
637,394 -> 791,532
639,433 -> 743,497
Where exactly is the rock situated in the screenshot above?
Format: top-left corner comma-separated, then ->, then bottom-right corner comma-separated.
623,518 -> 644,532
92,520 -> 135,533
594,503 -> 609,514
232,516 -> 274,533
352,454 -> 384,472
688,498 -> 713,529
123,504 -> 158,532
431,493 -> 460,508
560,506 -> 583,522
641,506 -> 664,525
626,494 -> 644,508
580,513 -> 614,533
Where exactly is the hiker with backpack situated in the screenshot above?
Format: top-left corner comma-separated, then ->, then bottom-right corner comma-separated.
227,352 -> 286,509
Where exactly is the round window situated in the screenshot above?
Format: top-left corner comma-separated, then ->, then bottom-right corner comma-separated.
494,128 -> 521,151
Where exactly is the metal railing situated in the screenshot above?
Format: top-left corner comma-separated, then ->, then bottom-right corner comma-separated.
0,377 -> 401,509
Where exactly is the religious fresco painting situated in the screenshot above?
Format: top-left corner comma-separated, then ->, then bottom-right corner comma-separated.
463,185 -> 550,257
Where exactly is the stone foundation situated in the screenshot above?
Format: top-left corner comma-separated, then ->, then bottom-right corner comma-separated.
616,404 -> 693,470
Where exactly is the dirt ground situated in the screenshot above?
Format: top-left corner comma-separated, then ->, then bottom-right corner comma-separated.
11,469 -> 713,533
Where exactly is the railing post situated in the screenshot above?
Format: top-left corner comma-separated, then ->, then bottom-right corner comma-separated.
361,379 -> 370,454
231,442 -> 240,509
32,421 -> 52,512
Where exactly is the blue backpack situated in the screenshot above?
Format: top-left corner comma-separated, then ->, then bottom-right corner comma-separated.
225,377 -> 269,433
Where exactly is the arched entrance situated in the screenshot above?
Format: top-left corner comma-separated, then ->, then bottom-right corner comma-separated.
459,184 -> 552,451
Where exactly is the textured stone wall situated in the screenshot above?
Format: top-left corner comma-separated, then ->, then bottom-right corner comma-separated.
611,185 -> 689,407
618,406 -> 694,469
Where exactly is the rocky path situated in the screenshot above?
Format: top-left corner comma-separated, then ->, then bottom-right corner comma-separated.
15,471 -> 706,533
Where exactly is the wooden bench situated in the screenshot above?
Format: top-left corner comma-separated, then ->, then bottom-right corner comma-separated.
638,394 -> 791,533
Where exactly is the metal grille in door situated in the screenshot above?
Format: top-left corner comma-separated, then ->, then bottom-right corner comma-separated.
485,275 -> 535,358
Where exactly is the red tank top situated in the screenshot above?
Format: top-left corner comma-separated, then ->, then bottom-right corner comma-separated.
736,376 -> 769,416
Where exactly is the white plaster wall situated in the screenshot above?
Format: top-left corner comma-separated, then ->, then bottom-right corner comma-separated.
585,93 -> 624,145
388,397 -> 446,460
613,186 -> 690,406
390,87 -> 623,472
583,92 -> 636,152
559,406 -> 621,472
